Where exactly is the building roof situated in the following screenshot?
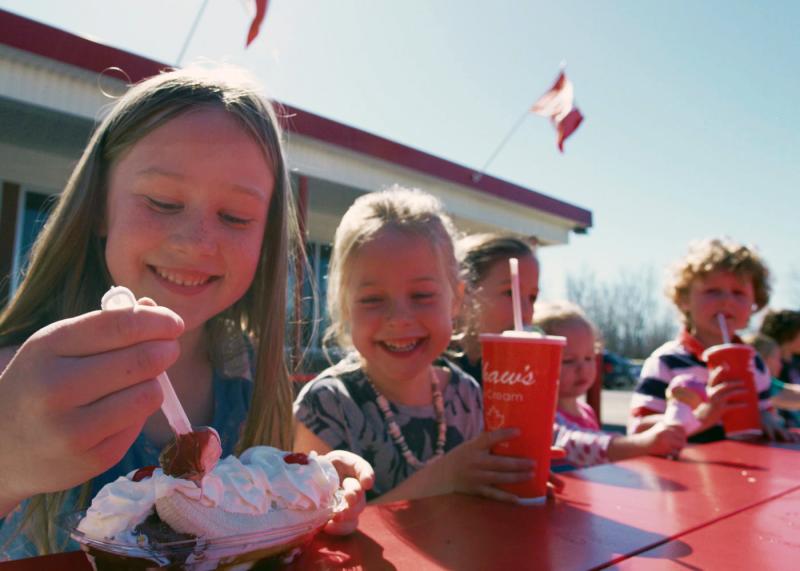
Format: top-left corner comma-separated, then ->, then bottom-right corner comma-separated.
0,8 -> 592,231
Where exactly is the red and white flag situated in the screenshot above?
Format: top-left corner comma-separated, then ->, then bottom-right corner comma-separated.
246,0 -> 269,47
531,71 -> 584,152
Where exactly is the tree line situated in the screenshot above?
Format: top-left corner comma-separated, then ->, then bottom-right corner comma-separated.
565,266 -> 678,359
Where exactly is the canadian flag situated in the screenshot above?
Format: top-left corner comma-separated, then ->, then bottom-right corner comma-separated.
246,0 -> 269,47
531,71 -> 584,152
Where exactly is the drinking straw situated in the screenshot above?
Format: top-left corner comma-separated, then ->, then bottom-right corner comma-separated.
509,258 -> 523,331
716,313 -> 731,345
101,286 -> 193,435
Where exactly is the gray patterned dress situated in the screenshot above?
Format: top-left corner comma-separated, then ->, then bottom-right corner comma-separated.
294,355 -> 483,499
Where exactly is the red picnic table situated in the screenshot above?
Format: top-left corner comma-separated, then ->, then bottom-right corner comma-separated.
3,439 -> 799,570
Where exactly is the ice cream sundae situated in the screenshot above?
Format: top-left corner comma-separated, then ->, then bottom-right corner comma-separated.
74,447 -> 340,569
70,287 -> 342,569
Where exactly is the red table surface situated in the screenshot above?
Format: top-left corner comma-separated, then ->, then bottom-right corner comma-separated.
290,440 -> 800,570
3,440 -> 800,571
613,487 -> 800,571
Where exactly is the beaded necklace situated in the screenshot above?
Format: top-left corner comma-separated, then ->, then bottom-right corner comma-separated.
366,369 -> 447,469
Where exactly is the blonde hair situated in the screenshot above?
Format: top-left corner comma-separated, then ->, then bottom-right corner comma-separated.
666,237 -> 771,327
534,300 -> 598,338
324,186 -> 461,351
0,65 -> 299,554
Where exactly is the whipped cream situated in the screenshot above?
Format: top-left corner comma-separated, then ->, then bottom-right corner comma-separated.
78,446 -> 339,543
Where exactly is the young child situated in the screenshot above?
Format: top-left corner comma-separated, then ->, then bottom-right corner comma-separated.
745,333 -> 800,413
452,233 -> 679,468
759,310 -> 800,427
294,188 -> 534,503
0,66 -> 371,559
453,232 -> 540,383
760,309 -> 800,385
627,238 -> 788,442
534,301 -> 686,467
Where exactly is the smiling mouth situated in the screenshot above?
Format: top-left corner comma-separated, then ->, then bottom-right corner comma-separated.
380,338 -> 425,353
151,266 -> 218,287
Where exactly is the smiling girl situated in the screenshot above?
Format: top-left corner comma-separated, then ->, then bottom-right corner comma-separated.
0,66 -> 371,559
294,187 -> 533,502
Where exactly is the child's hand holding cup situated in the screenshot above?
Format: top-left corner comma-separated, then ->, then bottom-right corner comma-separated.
703,344 -> 761,438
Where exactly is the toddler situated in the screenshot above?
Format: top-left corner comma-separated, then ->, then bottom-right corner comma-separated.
535,301 -> 686,467
745,333 -> 800,413
628,238 -> 788,442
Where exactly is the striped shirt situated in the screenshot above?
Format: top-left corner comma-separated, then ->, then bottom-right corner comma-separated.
628,330 -> 772,440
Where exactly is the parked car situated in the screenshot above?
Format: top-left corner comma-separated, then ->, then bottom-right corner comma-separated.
601,351 -> 637,389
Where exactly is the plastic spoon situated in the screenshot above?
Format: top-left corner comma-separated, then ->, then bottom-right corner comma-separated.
101,286 -> 221,481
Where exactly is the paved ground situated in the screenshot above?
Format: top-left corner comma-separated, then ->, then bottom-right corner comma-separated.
600,389 -> 634,431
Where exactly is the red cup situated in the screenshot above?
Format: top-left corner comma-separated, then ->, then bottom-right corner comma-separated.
703,343 -> 761,438
480,332 -> 565,504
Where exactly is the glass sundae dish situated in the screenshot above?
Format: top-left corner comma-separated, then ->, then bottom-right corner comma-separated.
67,288 -> 343,569
68,447 -> 342,570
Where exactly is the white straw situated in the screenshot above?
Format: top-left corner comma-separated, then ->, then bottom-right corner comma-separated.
717,313 -> 731,344
509,258 -> 523,331
101,286 -> 193,435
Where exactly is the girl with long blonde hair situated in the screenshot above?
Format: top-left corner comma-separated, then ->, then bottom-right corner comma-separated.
0,65 -> 371,559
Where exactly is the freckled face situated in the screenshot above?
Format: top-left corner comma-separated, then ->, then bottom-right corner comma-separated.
470,254 -> 539,335
103,107 -> 273,332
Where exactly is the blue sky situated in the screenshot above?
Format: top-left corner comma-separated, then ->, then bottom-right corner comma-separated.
3,0 -> 798,319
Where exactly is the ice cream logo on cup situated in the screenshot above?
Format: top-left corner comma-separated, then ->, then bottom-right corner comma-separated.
482,362 -> 536,386
483,362 -> 535,411
486,406 -> 506,431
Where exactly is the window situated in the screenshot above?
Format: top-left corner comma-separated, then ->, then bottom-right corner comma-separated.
288,241 -> 336,374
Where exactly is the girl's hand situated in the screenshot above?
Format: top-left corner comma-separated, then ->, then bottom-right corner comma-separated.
0,304 -> 183,513
641,423 -> 687,457
435,428 -> 535,503
320,450 -> 375,535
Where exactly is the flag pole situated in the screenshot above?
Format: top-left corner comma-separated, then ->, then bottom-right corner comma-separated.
176,0 -> 210,66
472,108 -> 530,183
